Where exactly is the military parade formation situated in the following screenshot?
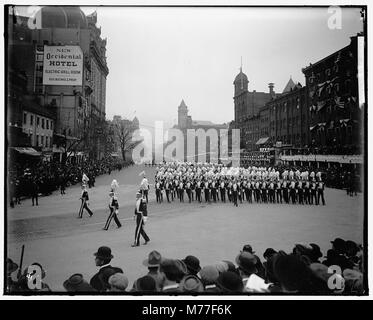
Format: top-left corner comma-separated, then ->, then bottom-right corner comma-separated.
152,162 -> 326,206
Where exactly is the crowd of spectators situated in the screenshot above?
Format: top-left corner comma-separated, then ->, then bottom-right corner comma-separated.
8,156 -> 130,207
7,237 -> 364,294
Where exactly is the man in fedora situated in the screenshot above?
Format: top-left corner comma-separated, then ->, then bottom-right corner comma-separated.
236,252 -> 270,293
159,259 -> 183,293
142,250 -> 164,291
90,246 -> 123,292
132,192 -> 150,247
63,274 -> 96,292
182,255 -> 201,277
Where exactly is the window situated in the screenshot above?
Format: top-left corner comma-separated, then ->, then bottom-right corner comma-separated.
41,135 -> 44,146
30,134 -> 33,145
30,115 -> 34,125
46,120 -> 49,130
37,117 -> 40,127
23,113 -> 27,124
51,121 -> 53,130
325,68 -> 331,76
42,118 -> 45,129
36,135 -> 40,146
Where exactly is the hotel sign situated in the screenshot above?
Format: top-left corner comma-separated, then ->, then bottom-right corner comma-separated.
43,46 -> 83,86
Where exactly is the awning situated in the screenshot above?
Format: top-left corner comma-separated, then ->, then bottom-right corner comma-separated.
310,125 -> 318,131
110,153 -> 120,157
11,147 -> 41,156
256,137 -> 270,145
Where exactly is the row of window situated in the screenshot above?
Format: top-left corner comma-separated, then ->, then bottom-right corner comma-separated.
23,112 -> 54,130
29,133 -> 52,148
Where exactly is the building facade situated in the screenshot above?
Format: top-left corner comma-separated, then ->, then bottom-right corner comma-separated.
233,67 -> 276,151
7,7 -> 109,160
302,35 -> 363,155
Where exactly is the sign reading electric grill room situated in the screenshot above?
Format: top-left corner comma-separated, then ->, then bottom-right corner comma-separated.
43,45 -> 83,86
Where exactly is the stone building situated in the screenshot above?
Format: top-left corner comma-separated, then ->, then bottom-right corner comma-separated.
7,7 -> 109,160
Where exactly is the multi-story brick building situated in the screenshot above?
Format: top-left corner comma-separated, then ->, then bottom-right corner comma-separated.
233,67 -> 276,151
266,79 -> 308,150
302,35 -> 363,155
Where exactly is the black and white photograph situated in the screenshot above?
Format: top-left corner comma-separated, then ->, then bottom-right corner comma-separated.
3,3 -> 368,299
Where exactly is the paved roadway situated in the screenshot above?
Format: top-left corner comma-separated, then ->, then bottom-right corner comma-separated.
7,165 -> 365,292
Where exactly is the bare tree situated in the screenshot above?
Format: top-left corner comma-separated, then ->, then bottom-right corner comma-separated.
114,120 -> 140,161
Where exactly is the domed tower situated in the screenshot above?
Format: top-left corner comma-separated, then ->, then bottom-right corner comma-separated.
39,6 -> 88,29
178,99 -> 189,129
233,66 -> 248,97
233,63 -> 249,124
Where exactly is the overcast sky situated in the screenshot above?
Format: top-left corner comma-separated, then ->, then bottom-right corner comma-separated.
17,6 -> 364,130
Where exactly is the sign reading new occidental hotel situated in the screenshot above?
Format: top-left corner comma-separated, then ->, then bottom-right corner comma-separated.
43,45 -> 83,86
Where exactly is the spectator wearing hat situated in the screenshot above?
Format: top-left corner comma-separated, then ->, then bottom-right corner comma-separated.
309,263 -> 344,294
182,255 -> 201,276
142,250 -> 164,291
345,240 -> 360,266
90,246 -> 123,292
343,268 -> 364,294
6,258 -> 18,292
322,249 -> 353,271
236,252 -> 269,293
63,274 -> 96,292
309,243 -> 323,263
199,265 -> 220,293
159,259 -> 182,293
215,271 -> 243,293
133,275 -> 157,293
263,248 -> 277,261
180,275 -> 204,293
273,254 -> 318,293
17,262 -> 51,292
242,244 -> 265,278
331,238 -> 347,255
108,273 -> 129,292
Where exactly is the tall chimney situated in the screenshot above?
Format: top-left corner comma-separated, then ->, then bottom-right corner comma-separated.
268,83 -> 275,96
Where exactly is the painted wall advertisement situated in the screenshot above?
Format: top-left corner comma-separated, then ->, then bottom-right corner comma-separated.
43,45 -> 83,86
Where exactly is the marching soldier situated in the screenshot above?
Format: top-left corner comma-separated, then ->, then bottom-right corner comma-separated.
261,179 -> 268,203
165,179 -> 172,203
103,191 -> 122,230
317,180 -> 326,205
78,185 -> 93,218
178,180 -> 185,202
140,174 -> 149,203
276,179 -> 282,204
219,179 -> 226,203
311,180 -> 317,205
155,179 -> 163,203
232,179 -> 238,207
132,192 -> 150,247
186,180 -> 192,203
304,180 -> 311,205
195,179 -> 202,203
204,179 -> 210,203
289,179 -> 297,204
268,180 -> 275,203
282,179 -> 289,204
211,179 -> 217,202
297,181 -> 304,205
255,179 -> 261,203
